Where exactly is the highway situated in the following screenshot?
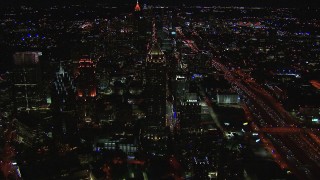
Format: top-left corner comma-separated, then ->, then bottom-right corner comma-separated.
177,24 -> 320,179
210,58 -> 320,179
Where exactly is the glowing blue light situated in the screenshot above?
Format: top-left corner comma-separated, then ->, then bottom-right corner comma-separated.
173,112 -> 177,119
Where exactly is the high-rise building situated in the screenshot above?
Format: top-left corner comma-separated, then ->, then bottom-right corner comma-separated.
11,52 -> 42,112
132,0 -> 148,52
76,57 -> 96,99
75,57 -> 97,123
145,25 -> 167,127
179,93 -> 201,129
51,63 -> 77,139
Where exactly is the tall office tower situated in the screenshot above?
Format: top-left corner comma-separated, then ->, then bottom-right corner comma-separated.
179,93 -> 201,129
75,57 -> 97,123
132,0 -> 149,53
145,24 -> 167,127
11,52 -> 42,112
51,63 -> 77,139
76,57 -> 96,99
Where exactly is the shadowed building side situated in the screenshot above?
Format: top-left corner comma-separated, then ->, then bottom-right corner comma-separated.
145,24 -> 167,127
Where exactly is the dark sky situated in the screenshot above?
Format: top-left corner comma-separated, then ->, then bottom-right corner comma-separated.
0,0 -> 318,8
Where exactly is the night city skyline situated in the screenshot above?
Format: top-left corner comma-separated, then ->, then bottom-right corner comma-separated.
0,1 -> 320,180
1,1 -> 320,8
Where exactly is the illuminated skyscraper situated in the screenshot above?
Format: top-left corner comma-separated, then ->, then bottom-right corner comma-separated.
145,24 -> 167,127
75,57 -> 97,123
52,63 -> 77,139
76,58 -> 96,99
11,52 -> 42,112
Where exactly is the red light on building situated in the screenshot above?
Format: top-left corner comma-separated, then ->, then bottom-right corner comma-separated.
135,0 -> 141,12
77,57 -> 96,98
90,90 -> 96,97
90,88 -> 97,97
78,90 -> 83,97
79,58 -> 93,63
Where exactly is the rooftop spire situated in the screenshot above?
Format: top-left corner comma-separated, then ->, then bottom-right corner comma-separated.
152,21 -> 157,43
135,0 -> 141,12
58,61 -> 65,75
148,21 -> 164,58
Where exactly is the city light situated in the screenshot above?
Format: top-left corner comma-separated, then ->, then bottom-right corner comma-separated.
0,2 -> 319,180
